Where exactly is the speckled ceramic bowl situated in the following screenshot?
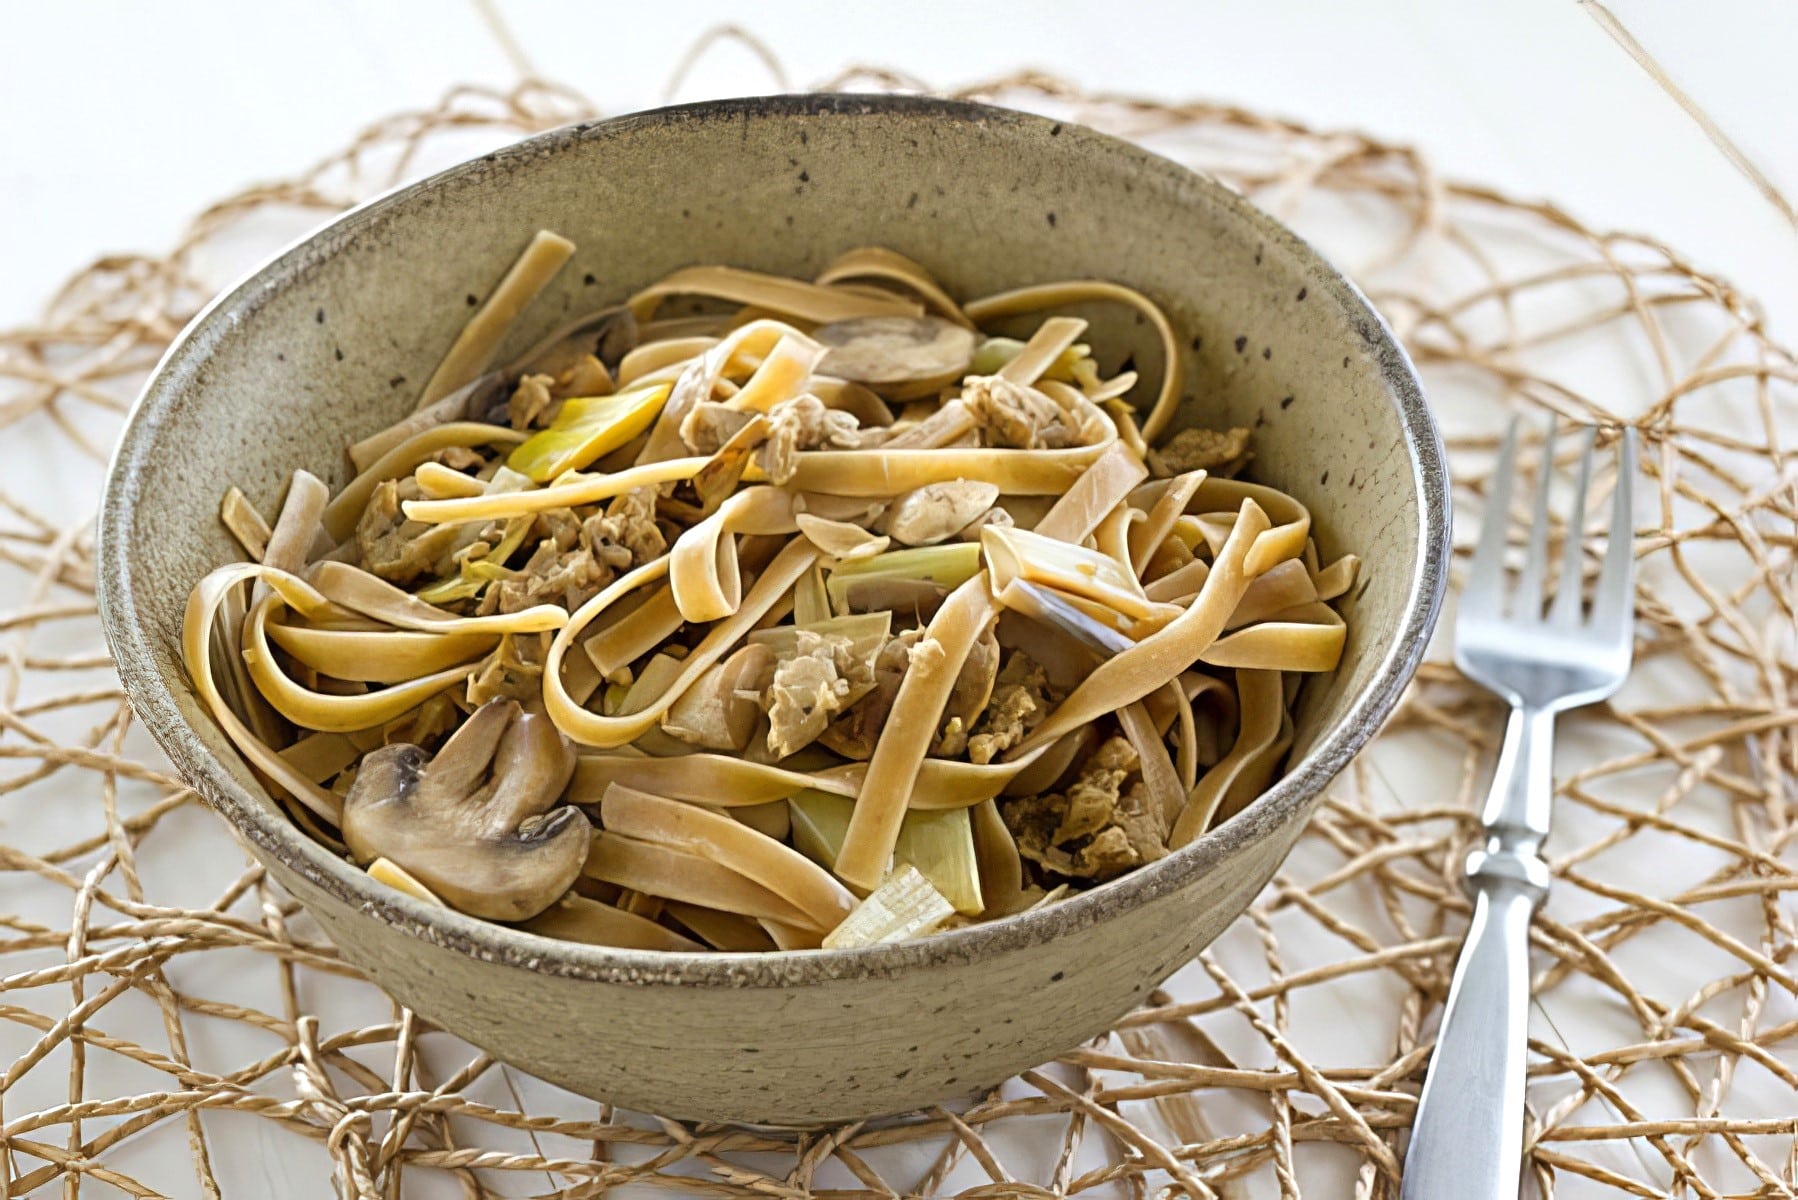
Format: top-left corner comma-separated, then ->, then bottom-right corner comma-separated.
98,94 -> 1448,1125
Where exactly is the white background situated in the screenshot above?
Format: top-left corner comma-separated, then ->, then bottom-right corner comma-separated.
1,3 -> 1794,1197
3,1 -> 1796,334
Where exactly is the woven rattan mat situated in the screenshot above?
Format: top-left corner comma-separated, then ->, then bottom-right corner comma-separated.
1,69 -> 1794,1199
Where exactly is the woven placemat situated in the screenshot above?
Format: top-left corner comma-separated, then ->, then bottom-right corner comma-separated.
1,68 -> 1793,1199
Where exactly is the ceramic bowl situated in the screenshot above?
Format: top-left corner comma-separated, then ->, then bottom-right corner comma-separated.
98,94 -> 1448,1125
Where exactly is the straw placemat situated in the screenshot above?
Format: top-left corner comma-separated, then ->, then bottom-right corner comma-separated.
1,69 -> 1793,1200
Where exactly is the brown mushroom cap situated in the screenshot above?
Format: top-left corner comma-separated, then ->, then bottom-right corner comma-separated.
813,316 -> 978,400
341,698 -> 586,921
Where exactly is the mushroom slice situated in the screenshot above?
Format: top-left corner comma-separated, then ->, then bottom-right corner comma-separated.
341,698 -> 586,922
882,480 -> 1002,547
813,316 -> 978,400
795,513 -> 889,562
660,643 -> 775,751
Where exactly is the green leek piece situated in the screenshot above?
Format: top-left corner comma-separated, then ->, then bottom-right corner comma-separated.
747,611 -> 892,658
415,574 -> 484,605
789,790 -> 982,915
506,382 -> 671,482
794,566 -> 831,626
824,542 -> 982,611
412,555 -> 516,606
971,336 -> 1095,382
411,467 -> 540,604
822,865 -> 955,948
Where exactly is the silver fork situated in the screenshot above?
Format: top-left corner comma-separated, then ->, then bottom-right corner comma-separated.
1401,418 -> 1638,1200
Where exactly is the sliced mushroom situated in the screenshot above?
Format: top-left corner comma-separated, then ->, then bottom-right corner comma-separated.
956,504 -> 1014,542
836,576 -> 951,624
883,480 -> 1002,546
795,512 -> 889,561
661,643 -> 776,751
341,698 -> 585,921
814,316 -> 978,400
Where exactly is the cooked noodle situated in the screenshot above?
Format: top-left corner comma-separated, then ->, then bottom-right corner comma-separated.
182,237 -> 1356,950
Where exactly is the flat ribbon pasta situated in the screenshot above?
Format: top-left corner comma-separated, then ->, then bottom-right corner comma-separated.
182,243 -> 1362,947
1170,669 -> 1292,847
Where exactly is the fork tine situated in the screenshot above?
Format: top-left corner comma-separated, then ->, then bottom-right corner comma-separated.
1462,416 -> 1522,615
1548,428 -> 1597,626
1513,414 -> 1558,618
1591,426 -> 1638,642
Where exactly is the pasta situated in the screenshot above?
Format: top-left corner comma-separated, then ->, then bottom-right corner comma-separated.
183,235 -> 1357,951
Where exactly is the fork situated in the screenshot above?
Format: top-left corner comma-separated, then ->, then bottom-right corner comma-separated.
1400,418 -> 1638,1200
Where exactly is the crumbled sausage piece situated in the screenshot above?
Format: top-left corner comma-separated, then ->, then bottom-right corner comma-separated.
356,479 -> 448,585
680,401 -> 757,454
1003,736 -> 1168,881
466,634 -> 545,706
934,625 -> 999,757
819,629 -> 922,759
433,445 -> 485,471
585,487 -> 666,567
477,492 -> 665,615
1056,736 -> 1139,842
755,394 -> 861,485
763,629 -> 876,758
966,653 -> 1053,765
1146,427 -> 1252,478
507,373 -> 557,430
556,354 -> 613,399
962,375 -> 1081,450
488,537 -> 611,614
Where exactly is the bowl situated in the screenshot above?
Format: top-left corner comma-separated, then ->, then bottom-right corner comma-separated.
98,94 -> 1448,1125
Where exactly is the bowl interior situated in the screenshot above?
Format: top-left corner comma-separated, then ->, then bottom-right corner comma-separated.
100,94 -> 1446,981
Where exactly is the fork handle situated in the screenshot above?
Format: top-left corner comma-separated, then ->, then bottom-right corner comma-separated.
1402,706 -> 1554,1200
1400,855 -> 1548,1199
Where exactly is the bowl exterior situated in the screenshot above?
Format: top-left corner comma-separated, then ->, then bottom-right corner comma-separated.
271,807 -> 1306,1123
99,94 -> 1446,1123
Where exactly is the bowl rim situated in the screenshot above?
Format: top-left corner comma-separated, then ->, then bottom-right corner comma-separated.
98,92 -> 1450,988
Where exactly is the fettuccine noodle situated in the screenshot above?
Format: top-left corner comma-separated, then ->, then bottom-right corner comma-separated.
181,238 -> 1357,950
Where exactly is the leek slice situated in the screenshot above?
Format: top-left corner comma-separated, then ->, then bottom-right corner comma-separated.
789,791 -> 982,916
507,382 -> 672,482
823,865 -> 954,949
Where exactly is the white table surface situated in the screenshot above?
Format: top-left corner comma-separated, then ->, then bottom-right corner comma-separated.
1,4 -> 1794,1198
4,1 -> 1795,336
